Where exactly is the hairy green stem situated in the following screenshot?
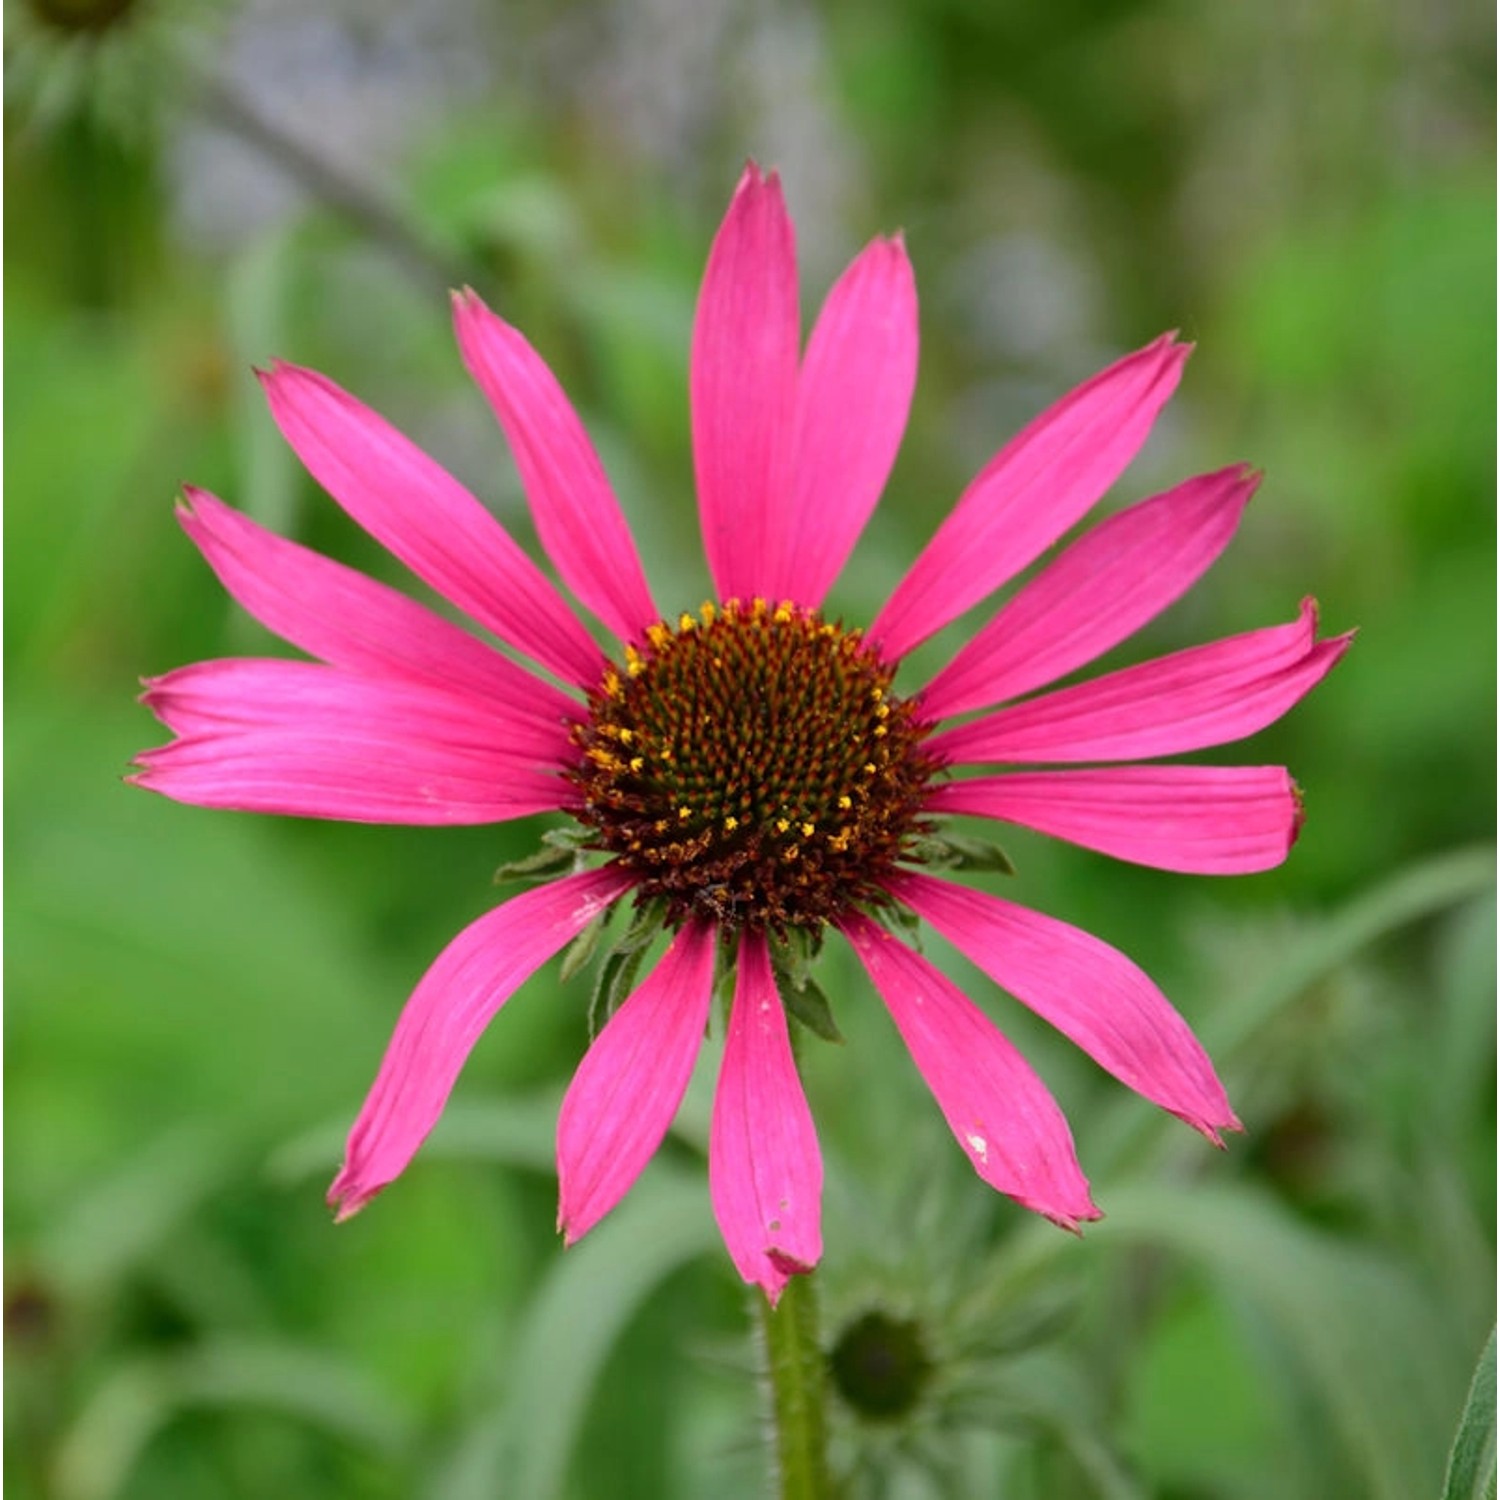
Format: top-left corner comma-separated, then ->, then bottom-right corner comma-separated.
758,1272 -> 832,1500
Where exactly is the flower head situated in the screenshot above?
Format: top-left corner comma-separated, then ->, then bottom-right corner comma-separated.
134,164 -> 1349,1302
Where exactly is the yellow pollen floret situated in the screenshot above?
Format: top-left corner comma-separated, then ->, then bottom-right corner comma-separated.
601,668 -> 622,699
699,601 -> 717,626
723,816 -> 739,832
837,795 -> 852,810
628,756 -> 645,773
678,806 -> 692,821
647,622 -> 672,649
801,822 -> 815,839
775,817 -> 791,834
677,612 -> 697,633
624,644 -> 646,678
772,602 -> 793,624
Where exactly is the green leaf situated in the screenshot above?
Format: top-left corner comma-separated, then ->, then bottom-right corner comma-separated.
1443,1328 -> 1497,1500
225,229 -> 300,549
1204,846 -> 1496,1062
1430,897 -> 1498,1139
1096,846 -> 1497,1173
267,1092 -> 563,1186
38,1126 -> 230,1299
986,1350 -> 1150,1500
428,1168 -> 719,1500
6,698 -> 405,1213
53,1340 -> 414,1500
1080,1183 -> 1464,1500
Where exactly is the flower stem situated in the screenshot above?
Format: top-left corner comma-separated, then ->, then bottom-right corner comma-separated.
758,1272 -> 832,1500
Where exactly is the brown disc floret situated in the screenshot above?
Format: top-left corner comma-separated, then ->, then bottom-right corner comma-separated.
569,600 -> 939,932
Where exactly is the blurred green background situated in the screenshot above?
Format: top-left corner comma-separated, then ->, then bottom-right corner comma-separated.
5,0 -> 1495,1496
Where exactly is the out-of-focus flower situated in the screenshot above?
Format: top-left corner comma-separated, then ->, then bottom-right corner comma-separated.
5,0 -> 222,139
134,164 -> 1348,1301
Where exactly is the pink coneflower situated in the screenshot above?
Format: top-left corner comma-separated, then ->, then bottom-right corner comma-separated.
135,165 -> 1348,1302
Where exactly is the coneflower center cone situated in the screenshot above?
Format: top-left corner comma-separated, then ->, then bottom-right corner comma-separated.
570,599 -> 940,932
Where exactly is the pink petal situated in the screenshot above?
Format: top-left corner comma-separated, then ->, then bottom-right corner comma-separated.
452,290 -> 658,644
557,919 -> 718,1243
708,929 -> 823,1301
919,466 -> 1259,722
691,163 -> 800,603
926,765 -> 1302,875
178,490 -> 580,727
868,335 -> 1190,662
770,234 -> 918,607
927,600 -> 1352,766
329,867 -> 636,1218
259,363 -> 604,689
837,911 -> 1098,1228
886,871 -> 1239,1140
131,726 -> 572,825
142,659 -> 577,768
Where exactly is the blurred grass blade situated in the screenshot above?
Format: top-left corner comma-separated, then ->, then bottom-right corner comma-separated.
37,1126 -> 229,1298
226,228 -> 299,543
430,1166 -> 719,1500
53,1340 -> 414,1500
267,1091 -> 563,1187
1443,1328 -> 1497,1500
1203,845 -> 1495,1060
1098,845 -> 1496,1171
1086,1183 -> 1463,1500
1430,897 -> 1498,1139
987,1352 -> 1149,1500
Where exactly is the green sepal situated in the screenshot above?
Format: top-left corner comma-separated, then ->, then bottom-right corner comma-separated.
772,924 -> 825,989
908,830 -> 1016,876
882,897 -> 925,951
711,933 -> 739,1015
615,896 -> 670,956
588,943 -> 648,1038
559,912 -> 607,983
493,826 -> 594,885
770,928 -> 843,1043
582,898 -> 671,1037
780,971 -> 844,1044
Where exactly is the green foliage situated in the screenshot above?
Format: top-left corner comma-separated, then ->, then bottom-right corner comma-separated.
1444,1329 -> 1497,1500
4,2 -> 1493,1497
